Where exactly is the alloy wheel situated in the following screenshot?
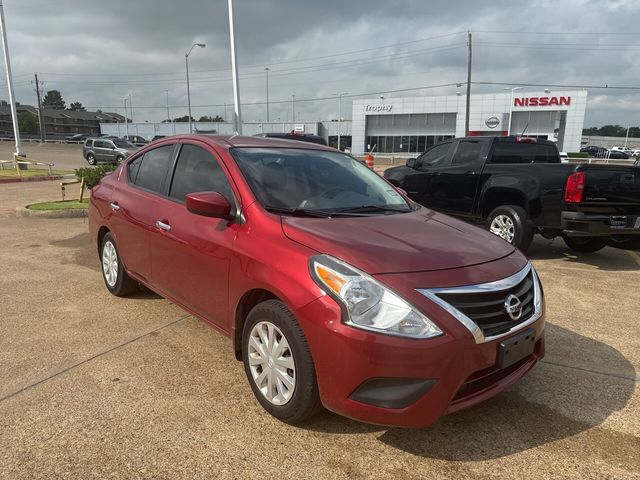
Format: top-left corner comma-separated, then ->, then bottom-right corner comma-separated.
247,321 -> 296,406
490,214 -> 515,243
102,241 -> 118,287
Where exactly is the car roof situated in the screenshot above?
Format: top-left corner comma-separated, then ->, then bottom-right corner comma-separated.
162,134 -> 336,152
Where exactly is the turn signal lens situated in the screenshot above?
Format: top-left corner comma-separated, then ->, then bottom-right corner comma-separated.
314,263 -> 348,295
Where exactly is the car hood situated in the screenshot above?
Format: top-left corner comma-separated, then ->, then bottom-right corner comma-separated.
281,207 -> 515,274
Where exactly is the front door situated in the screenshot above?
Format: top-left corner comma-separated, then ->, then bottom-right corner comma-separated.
401,141 -> 454,208
150,141 -> 240,326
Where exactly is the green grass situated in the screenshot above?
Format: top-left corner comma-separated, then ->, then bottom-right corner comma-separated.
27,199 -> 89,211
0,168 -> 73,178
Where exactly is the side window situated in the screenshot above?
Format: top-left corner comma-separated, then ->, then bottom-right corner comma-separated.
491,143 -> 559,164
169,144 -> 234,203
85,139 -> 94,148
416,143 -> 452,171
130,145 -> 174,194
94,140 -> 106,148
452,140 -> 486,165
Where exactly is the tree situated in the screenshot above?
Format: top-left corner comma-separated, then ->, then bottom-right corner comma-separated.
198,115 -> 225,122
173,115 -> 196,123
68,101 -> 85,111
18,112 -> 39,134
42,90 -> 66,109
582,124 -> 640,138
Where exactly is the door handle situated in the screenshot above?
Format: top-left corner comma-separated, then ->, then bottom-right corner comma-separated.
110,202 -> 120,211
465,171 -> 478,176
155,220 -> 171,232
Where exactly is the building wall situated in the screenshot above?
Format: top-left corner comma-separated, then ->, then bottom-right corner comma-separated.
351,91 -> 587,155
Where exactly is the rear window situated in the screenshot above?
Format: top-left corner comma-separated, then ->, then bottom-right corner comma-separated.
128,145 -> 174,194
491,142 -> 559,164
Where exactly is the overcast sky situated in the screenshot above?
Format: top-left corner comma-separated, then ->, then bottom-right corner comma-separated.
3,0 -> 640,126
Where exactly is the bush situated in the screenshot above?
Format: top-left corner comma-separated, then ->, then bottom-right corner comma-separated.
75,164 -> 117,189
567,152 -> 589,158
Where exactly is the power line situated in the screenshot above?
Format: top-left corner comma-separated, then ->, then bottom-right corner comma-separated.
473,81 -> 640,91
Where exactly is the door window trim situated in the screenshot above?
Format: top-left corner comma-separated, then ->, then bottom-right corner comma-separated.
415,141 -> 453,171
125,143 -> 179,197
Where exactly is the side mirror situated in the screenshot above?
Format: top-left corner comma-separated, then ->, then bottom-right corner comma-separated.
406,158 -> 416,168
186,191 -> 233,219
395,186 -> 408,197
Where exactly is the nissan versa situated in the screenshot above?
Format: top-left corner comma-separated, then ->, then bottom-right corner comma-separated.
89,135 -> 545,427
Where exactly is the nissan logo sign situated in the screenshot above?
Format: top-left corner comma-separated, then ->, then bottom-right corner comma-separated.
485,116 -> 500,129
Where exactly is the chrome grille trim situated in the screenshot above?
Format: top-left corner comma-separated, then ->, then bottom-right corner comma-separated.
416,263 -> 543,344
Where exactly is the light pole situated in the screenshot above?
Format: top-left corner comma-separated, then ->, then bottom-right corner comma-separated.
504,86 -> 523,136
625,124 -> 630,148
0,2 -> 22,156
185,42 -> 206,134
292,94 -> 296,125
228,0 -> 242,134
122,98 -> 129,137
335,92 -> 348,151
165,90 -> 170,122
265,67 -> 270,122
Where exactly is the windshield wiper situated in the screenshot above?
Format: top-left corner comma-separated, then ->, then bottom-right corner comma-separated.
332,205 -> 412,214
264,206 -> 334,218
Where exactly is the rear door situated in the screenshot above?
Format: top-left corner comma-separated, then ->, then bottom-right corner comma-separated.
427,138 -> 489,216
150,141 -> 240,326
93,139 -> 109,161
400,141 -> 454,207
108,144 -> 176,282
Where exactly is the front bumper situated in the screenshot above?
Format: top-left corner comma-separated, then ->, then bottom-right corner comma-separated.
297,273 -> 545,428
562,211 -> 640,237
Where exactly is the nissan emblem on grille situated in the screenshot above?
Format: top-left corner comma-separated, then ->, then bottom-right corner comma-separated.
504,294 -> 523,321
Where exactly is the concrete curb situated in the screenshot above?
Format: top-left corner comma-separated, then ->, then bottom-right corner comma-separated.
0,175 -> 66,184
13,207 -> 88,219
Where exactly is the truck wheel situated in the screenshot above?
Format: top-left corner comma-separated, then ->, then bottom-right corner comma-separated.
607,236 -> 640,251
242,300 -> 322,424
487,205 -> 533,253
563,236 -> 608,253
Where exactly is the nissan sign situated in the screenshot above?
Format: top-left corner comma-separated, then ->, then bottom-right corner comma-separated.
485,116 -> 500,129
514,96 -> 571,107
365,104 -> 392,112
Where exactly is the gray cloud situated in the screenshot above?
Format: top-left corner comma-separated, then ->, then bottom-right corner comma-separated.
2,0 -> 639,126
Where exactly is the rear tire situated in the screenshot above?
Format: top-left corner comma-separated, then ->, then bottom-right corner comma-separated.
87,154 -> 97,165
100,232 -> 138,296
486,205 -> 533,253
606,236 -> 640,251
116,155 -> 124,164
563,236 -> 608,253
242,299 -> 322,424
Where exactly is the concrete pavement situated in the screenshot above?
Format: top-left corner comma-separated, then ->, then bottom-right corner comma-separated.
0,181 -> 638,479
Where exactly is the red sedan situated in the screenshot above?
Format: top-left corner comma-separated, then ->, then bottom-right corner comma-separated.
89,135 -> 545,427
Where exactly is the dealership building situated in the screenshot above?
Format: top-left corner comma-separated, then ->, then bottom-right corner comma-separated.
350,90 -> 587,155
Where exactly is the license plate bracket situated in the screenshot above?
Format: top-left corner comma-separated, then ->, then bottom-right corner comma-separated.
497,328 -> 536,370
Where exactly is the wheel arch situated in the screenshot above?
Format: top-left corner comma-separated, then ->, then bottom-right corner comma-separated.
233,288 -> 281,360
481,187 -> 529,218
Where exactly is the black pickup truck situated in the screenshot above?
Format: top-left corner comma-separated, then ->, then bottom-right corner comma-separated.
384,136 -> 640,253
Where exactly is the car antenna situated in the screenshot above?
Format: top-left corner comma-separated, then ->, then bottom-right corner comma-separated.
520,122 -> 530,137
229,132 -> 239,140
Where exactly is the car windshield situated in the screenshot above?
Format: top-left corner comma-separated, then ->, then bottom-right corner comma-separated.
113,139 -> 135,149
231,147 -> 412,215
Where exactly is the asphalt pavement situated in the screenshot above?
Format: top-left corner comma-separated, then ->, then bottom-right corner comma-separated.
0,181 -> 638,479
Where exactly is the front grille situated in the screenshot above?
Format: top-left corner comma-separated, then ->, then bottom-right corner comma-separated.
435,271 -> 535,338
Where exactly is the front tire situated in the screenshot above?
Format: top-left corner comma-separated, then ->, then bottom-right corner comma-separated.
116,155 -> 124,164
242,299 -> 321,423
563,236 -> 608,253
486,205 -> 533,253
101,232 -> 138,296
87,153 -> 97,165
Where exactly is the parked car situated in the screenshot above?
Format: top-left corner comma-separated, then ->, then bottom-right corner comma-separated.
123,135 -> 148,147
384,136 -> 640,253
151,135 -> 167,142
607,150 -> 630,160
65,133 -> 89,143
254,132 -> 327,145
83,137 -> 138,165
89,135 -> 546,427
580,145 -> 608,157
559,151 -> 568,163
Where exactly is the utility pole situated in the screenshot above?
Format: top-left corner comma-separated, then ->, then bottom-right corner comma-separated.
624,124 -> 630,148
465,31 -> 472,136
165,90 -> 170,122
0,1 -> 22,156
336,92 -> 348,151
33,73 -> 45,143
228,0 -> 242,134
292,94 -> 296,125
123,98 -> 129,137
265,67 -> 270,122
128,93 -> 133,123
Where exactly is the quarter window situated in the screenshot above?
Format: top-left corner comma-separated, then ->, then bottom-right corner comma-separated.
416,143 -> 452,171
169,144 -> 234,203
129,145 -> 174,194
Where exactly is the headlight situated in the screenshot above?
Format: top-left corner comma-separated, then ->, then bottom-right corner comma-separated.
309,255 -> 442,339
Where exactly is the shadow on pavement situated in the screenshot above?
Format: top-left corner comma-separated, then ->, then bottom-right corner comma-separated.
527,237 -> 640,272
302,323 -> 636,461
